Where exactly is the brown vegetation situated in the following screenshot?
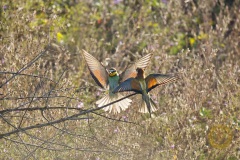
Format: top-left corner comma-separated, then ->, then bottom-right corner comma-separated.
0,0 -> 239,159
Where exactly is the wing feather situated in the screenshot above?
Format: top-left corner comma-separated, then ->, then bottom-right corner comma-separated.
120,53 -> 152,82
146,74 -> 178,92
113,78 -> 142,94
82,50 -> 108,89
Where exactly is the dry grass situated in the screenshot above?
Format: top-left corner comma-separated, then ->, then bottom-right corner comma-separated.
0,0 -> 239,159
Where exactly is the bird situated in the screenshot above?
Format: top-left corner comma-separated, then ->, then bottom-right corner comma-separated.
113,68 -> 178,117
82,50 -> 152,114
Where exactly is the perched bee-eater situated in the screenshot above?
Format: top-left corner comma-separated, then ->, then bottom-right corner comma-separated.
113,68 -> 178,117
82,50 -> 152,114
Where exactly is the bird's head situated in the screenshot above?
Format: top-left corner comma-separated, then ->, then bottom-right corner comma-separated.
136,68 -> 145,78
108,68 -> 118,77
136,68 -> 144,74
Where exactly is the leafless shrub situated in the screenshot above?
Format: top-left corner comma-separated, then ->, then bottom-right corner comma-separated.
0,0 -> 239,159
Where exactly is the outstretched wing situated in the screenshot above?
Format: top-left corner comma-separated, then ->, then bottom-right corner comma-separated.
113,78 -> 142,94
82,50 -> 108,89
145,74 -> 178,92
120,53 -> 152,82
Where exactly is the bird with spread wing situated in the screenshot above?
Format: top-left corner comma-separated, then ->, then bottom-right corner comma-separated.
82,50 -> 152,114
113,68 -> 178,117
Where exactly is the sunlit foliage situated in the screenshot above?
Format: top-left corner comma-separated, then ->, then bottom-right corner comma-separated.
0,0 -> 239,159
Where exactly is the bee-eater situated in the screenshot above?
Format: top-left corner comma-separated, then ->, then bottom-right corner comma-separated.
82,50 -> 152,114
113,68 -> 178,117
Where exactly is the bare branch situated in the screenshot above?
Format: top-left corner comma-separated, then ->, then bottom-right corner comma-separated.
0,93 -> 137,139
0,47 -> 48,88
0,71 -> 55,83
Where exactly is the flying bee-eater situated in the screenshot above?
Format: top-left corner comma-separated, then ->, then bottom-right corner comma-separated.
82,50 -> 152,114
113,68 -> 178,117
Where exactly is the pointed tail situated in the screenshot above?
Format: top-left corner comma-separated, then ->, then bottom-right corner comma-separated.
96,93 -> 132,114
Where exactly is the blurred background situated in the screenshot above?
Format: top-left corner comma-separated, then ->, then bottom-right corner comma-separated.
0,0 -> 239,159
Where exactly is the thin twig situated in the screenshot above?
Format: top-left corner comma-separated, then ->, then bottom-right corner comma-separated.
44,69 -> 66,108
17,70 -> 48,128
0,95 -> 80,101
0,47 -> 48,88
0,71 -> 55,83
0,93 -> 137,139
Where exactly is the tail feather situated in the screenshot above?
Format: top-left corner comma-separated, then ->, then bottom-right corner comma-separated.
96,95 -> 108,106
139,96 -> 158,116
149,98 -> 158,112
96,93 -> 132,114
139,100 -> 149,113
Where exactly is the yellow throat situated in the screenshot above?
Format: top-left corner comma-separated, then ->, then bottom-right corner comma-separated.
109,71 -> 117,77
